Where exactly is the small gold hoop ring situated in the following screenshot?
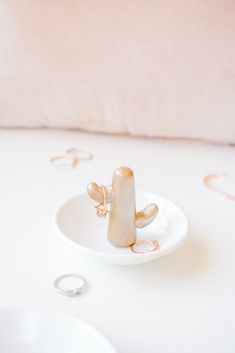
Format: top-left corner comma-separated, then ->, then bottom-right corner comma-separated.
50,148 -> 93,169
95,184 -> 109,217
131,239 -> 160,254
50,155 -> 74,169
203,173 -> 235,201
66,148 -> 93,161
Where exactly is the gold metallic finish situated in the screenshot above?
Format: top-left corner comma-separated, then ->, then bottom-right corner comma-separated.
95,185 -> 109,217
87,166 -> 158,247
131,239 -> 160,254
87,183 -> 114,204
135,204 -> 158,228
203,173 -> 235,201
50,148 -> 93,169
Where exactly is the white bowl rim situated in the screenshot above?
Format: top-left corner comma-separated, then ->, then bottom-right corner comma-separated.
54,190 -> 190,261
0,309 -> 117,353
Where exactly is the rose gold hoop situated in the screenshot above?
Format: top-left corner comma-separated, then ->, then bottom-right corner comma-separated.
66,148 -> 93,161
203,173 -> 235,201
95,185 -> 109,217
131,239 -> 160,254
50,155 -> 74,169
50,148 -> 93,169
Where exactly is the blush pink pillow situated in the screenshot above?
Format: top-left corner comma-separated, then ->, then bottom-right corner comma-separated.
0,1 -> 234,143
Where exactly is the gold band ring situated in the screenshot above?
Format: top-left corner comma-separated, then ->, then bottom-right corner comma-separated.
131,239 -> 160,254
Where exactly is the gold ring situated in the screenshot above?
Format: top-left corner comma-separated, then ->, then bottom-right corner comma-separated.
203,173 -> 235,201
131,239 -> 160,254
50,148 -> 93,169
66,148 -> 93,161
50,155 -> 74,169
95,184 -> 109,217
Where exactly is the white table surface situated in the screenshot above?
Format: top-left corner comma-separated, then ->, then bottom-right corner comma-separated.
0,129 -> 234,353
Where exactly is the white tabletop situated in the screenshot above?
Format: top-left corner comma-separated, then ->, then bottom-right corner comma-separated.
0,129 -> 234,353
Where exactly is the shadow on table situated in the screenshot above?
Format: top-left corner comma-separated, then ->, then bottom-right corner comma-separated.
122,231 -> 210,283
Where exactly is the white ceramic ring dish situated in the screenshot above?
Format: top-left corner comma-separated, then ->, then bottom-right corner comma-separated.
0,310 -> 117,353
55,191 -> 189,266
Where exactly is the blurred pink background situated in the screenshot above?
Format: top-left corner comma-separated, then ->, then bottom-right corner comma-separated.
0,1 -> 234,143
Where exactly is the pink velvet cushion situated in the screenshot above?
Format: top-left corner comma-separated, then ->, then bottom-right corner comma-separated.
0,1 -> 234,143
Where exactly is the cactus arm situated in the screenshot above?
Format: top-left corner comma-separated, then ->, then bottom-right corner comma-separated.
135,203 -> 158,228
87,182 -> 114,203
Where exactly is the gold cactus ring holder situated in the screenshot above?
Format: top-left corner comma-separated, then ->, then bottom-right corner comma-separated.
55,165 -> 190,265
87,166 -> 158,249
